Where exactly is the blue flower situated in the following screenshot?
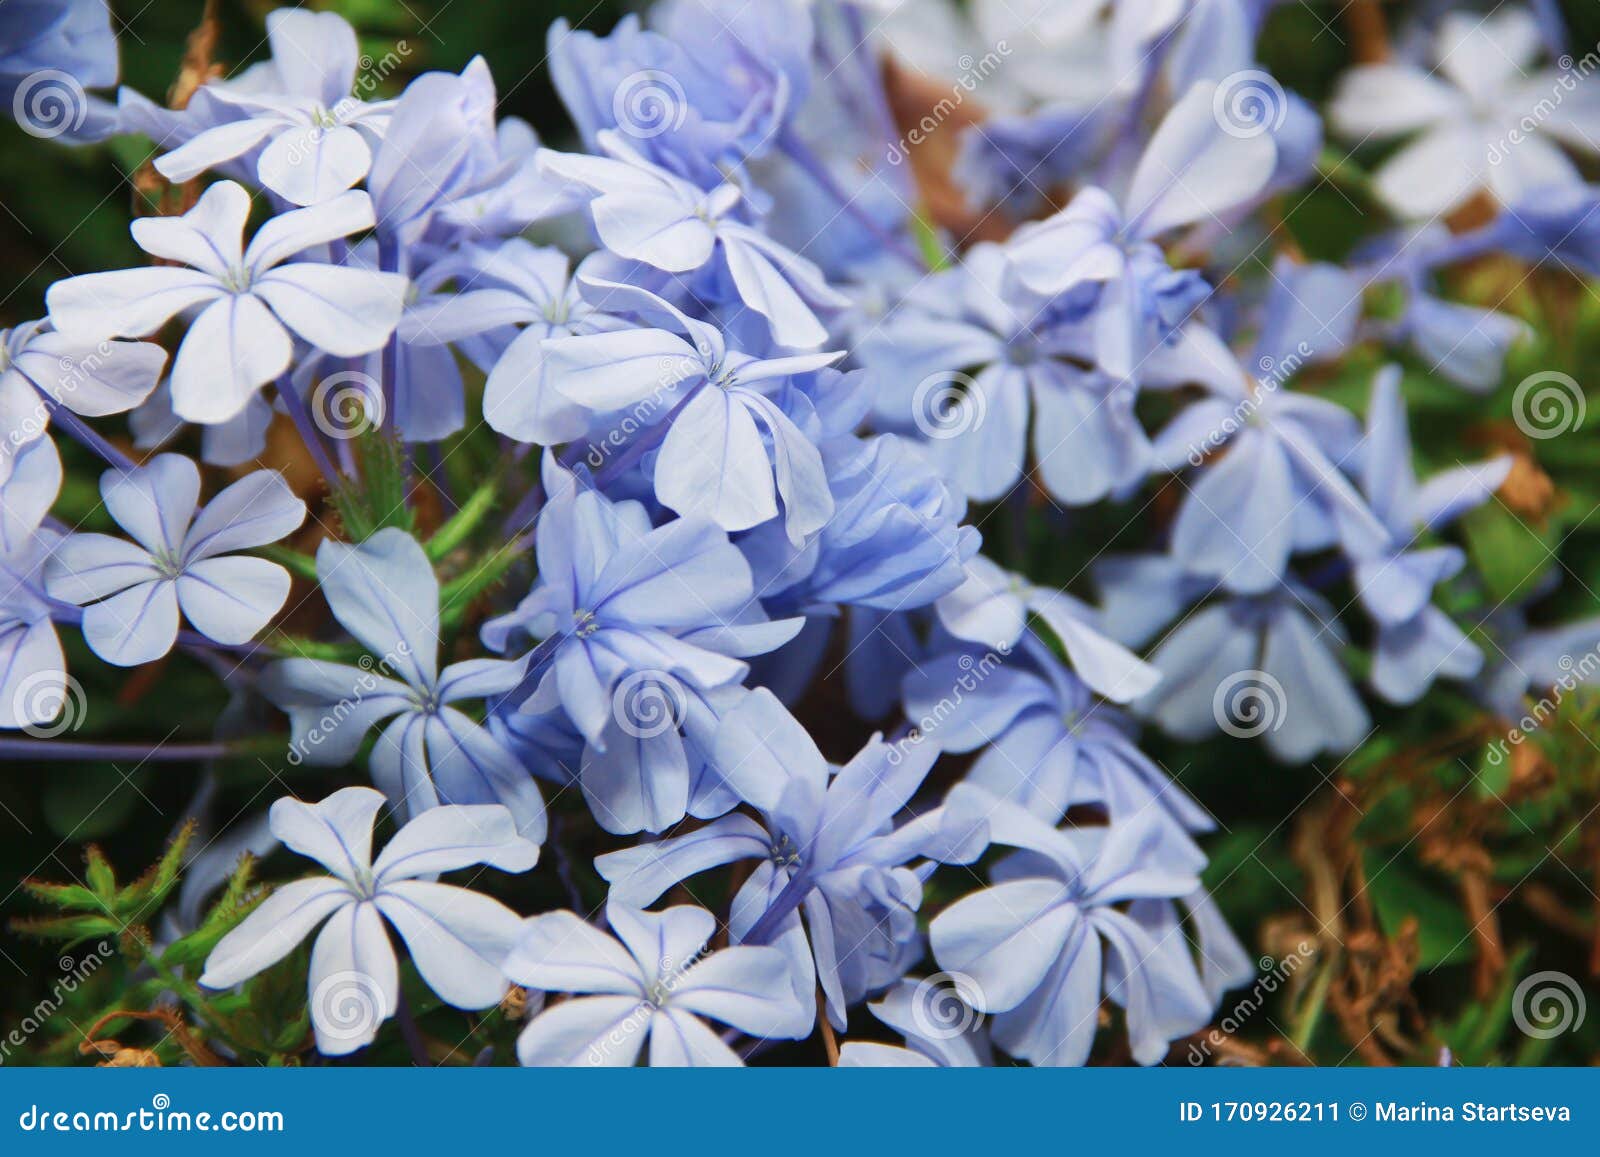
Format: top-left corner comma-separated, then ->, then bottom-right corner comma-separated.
152,10 -> 394,206
903,638 -> 1211,839
936,554 -> 1158,703
929,792 -> 1217,1066
0,318 -> 164,483
1329,8 -> 1597,219
483,456 -> 799,833
0,0 -> 120,141
861,242 -> 1153,505
538,132 -> 847,348
540,285 -> 841,541
200,786 -> 538,1055
401,240 -> 629,444
1137,583 -> 1371,763
738,431 -> 976,615
597,688 -> 987,1029
46,181 -> 406,423
836,977 -> 992,1068
1346,365 -> 1511,705
506,901 -> 809,1066
1003,82 -> 1277,379
547,10 -> 794,198
1150,262 -> 1375,594
1400,291 -> 1528,393
0,438 -> 66,730
46,454 -> 306,666
260,528 -> 548,841
368,60 -> 580,253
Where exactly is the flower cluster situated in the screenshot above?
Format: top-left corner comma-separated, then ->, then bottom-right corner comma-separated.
5,0 -> 1595,1067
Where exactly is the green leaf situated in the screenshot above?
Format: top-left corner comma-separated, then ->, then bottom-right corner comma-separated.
1461,504 -> 1556,604
19,878 -> 101,910
84,846 -> 117,900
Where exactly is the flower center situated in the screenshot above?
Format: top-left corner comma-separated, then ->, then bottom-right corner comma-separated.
770,833 -> 802,869
151,548 -> 183,579
221,265 -> 253,293
572,609 -> 599,638
1005,335 -> 1039,366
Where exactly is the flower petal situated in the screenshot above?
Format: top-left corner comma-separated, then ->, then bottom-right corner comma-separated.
376,879 -> 524,1008
176,555 -> 291,644
199,877 -> 350,989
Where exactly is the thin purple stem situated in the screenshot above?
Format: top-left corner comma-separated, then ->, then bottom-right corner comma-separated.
0,738 -> 238,761
275,375 -> 343,482
378,235 -> 402,435
779,130 -> 925,268
43,399 -> 136,473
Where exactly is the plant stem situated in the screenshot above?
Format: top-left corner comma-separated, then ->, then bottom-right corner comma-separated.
42,399 -> 137,473
0,737 -> 279,762
780,129 -> 926,268
427,479 -> 498,561
275,375 -> 342,482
